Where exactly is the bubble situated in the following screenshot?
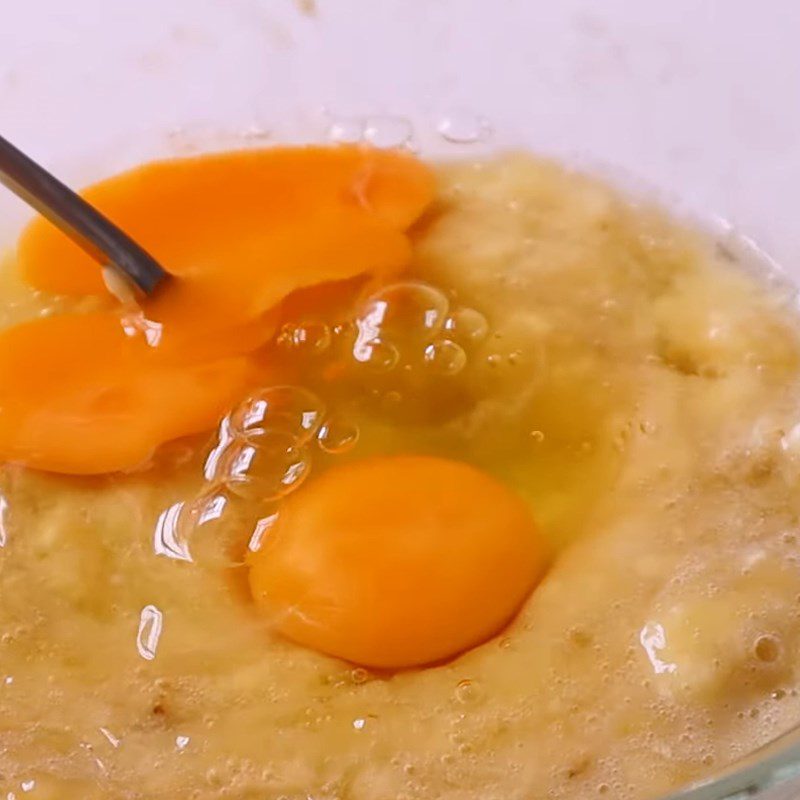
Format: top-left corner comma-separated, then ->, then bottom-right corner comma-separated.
381,390 -> 403,411
0,492 -> 9,548
204,417 -> 235,482
327,118 -> 364,144
529,430 -> 545,443
276,321 -> 331,355
363,116 -> 413,149
436,111 -> 492,144
228,386 -> 326,444
136,605 -> 164,661
219,431 -> 310,501
350,668 -> 370,685
352,338 -> 400,372
247,511 -> 280,553
754,634 -> 782,663
154,487 -> 242,567
355,281 -> 449,348
455,679 -> 483,705
423,339 -> 467,375
443,307 -> 489,344
317,417 -> 359,454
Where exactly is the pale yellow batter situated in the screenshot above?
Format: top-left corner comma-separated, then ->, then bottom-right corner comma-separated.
2,154 -> 800,799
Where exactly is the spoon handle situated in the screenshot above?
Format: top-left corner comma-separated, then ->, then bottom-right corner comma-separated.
0,134 -> 168,296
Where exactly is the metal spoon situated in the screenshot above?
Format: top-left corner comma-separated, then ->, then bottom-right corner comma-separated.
0,134 -> 169,296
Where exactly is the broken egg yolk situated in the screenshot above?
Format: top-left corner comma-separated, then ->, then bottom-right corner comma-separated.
247,455 -> 547,669
0,145 -> 434,474
0,312 -> 263,474
18,146 -> 432,358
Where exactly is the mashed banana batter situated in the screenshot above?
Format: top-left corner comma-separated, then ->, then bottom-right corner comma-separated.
2,154 -> 800,799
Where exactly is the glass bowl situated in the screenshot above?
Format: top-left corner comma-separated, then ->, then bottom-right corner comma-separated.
2,2 -> 800,798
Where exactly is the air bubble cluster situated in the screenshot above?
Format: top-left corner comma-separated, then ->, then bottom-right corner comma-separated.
325,112 -> 493,149
306,280 -> 492,425
348,280 -> 488,382
454,678 -> 483,705
443,307 -> 490,344
154,278 -> 491,564
227,385 -> 325,445
154,386 -> 360,565
219,430 -> 311,502
207,386 -> 325,504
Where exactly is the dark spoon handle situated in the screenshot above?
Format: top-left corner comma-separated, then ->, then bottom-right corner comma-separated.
0,134 -> 168,296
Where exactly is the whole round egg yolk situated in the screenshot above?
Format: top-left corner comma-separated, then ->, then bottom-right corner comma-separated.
247,455 -> 547,669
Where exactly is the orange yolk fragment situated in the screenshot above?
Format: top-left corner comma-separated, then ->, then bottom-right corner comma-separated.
18,146 -> 432,357
247,455 -> 547,669
0,146 -> 435,474
0,313 -> 260,474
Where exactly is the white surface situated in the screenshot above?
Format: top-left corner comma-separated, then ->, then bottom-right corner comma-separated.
2,0 -> 800,273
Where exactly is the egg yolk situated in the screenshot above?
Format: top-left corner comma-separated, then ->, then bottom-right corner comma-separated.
0,313 -> 263,474
247,455 -> 547,669
18,145 -> 433,358
0,145 -> 435,474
